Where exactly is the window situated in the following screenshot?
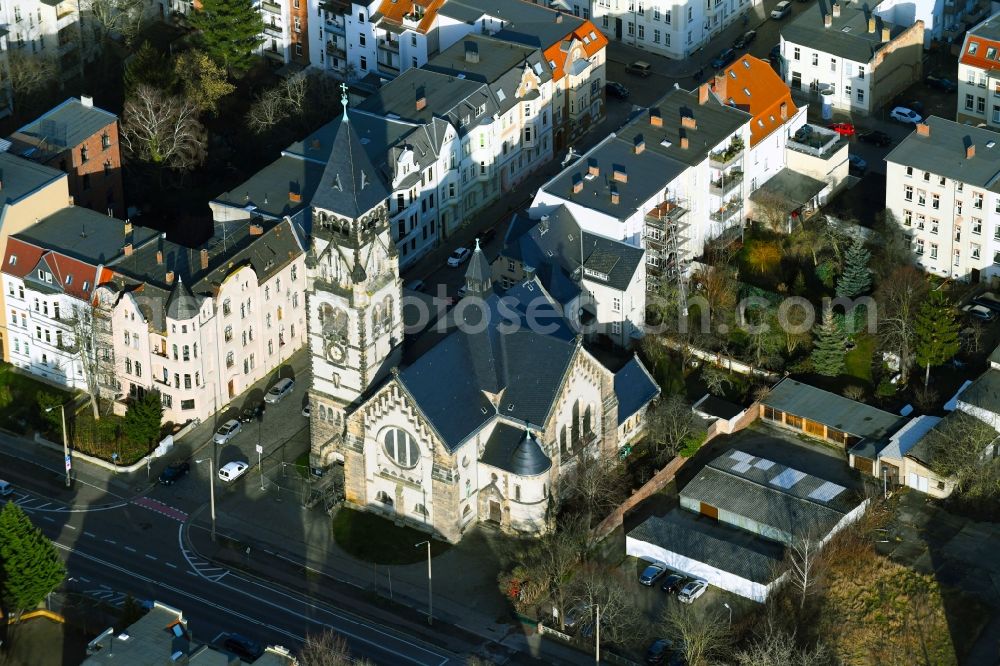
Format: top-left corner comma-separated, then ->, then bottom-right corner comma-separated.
917,190 -> 926,206
905,166 -> 913,177
612,297 -> 621,312
969,41 -> 979,55
857,89 -> 864,103
967,93 -> 976,111
972,243 -> 982,260
932,193 -> 940,210
904,185 -> 913,201
181,399 -> 195,410
665,9 -> 671,23
858,66 -> 865,80
793,46 -> 800,61
382,428 -> 419,468
916,214 -> 925,230
915,239 -> 924,255
654,29 -> 661,43
184,374 -> 191,389
360,56 -> 367,70
101,133 -> 111,149
978,96 -> 986,114
930,243 -> 938,259
974,192 -> 984,209
80,146 -> 88,163
638,25 -> 644,39
973,218 -> 983,235
954,249 -> 961,266
830,58 -> 836,71
931,220 -> 938,235
811,53 -> 818,66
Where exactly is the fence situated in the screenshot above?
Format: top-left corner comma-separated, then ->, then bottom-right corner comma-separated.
593,456 -> 687,541
660,338 -> 781,381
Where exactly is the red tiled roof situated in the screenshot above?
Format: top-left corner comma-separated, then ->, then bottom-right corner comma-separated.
716,55 -> 798,147
543,20 -> 608,82
960,36 -> 1000,71
375,0 -> 445,33
2,237 -> 98,301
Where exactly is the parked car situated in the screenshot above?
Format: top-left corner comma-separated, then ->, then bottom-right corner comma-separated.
859,129 -> 892,146
711,48 -> 737,70
213,419 -> 242,445
925,75 -> 957,91
302,403 -> 311,418
447,247 -> 471,267
639,561 -> 668,586
660,573 -> 686,594
606,81 -> 630,99
0,480 -> 13,497
828,122 -> 856,136
218,461 -> 250,483
890,106 -> 922,123
848,154 -> 868,175
264,377 -> 295,404
733,30 -> 756,49
404,279 -> 426,292
965,304 -> 998,321
974,292 -> 1000,312
480,226 -> 498,243
625,60 -> 653,77
563,603 -> 591,630
238,402 -> 264,423
222,634 -> 264,661
158,462 -> 190,486
678,579 -> 708,604
769,44 -> 781,62
646,638 -> 675,665
770,1 -> 792,18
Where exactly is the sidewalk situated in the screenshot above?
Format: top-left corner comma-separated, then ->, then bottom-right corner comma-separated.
186,495 -> 600,665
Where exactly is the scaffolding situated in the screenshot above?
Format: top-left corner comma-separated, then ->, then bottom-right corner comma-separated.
644,197 -> 691,312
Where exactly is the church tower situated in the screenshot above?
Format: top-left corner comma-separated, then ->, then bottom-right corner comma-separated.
308,86 -> 402,469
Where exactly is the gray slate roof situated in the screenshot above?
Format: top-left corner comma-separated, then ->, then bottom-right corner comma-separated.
16,207 -> 157,265
0,151 -> 65,205
213,155 -> 325,220
11,97 -> 117,154
481,423 -> 552,476
629,510 -> 785,584
762,378 -> 904,441
748,168 -> 826,207
885,116 -> 1000,193
464,240 -> 492,293
956,367 -> 1000,414
782,1 -> 908,64
614,355 -> 660,424
681,449 -> 863,538
438,0 -> 588,49
311,111 -> 391,218
968,13 -> 1000,42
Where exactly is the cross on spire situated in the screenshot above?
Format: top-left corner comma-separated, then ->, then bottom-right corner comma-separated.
340,82 -> 349,121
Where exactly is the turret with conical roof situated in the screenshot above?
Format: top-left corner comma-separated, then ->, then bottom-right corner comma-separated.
464,238 -> 493,296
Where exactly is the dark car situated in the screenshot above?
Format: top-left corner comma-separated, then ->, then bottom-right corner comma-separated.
646,638 -> 674,665
480,226 -> 498,243
223,634 -> 264,662
660,573 -> 686,594
606,81 -> 631,99
625,60 -> 653,77
239,402 -> 265,423
158,462 -> 190,486
926,75 -> 957,92
859,129 -> 892,146
733,30 -> 756,49
711,48 -> 737,70
769,44 -> 781,61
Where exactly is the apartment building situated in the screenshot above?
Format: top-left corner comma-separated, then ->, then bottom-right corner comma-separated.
0,152 -> 70,361
1,208 -> 154,389
780,1 -> 924,115
590,0 -> 762,59
885,118 -> 1000,281
96,217 -> 307,424
8,96 -> 125,217
957,14 -> 1000,129
0,0 -> 87,89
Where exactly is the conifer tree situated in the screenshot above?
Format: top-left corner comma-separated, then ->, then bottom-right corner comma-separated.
836,236 -> 872,298
811,308 -> 847,377
0,503 -> 65,620
189,0 -> 264,75
914,290 -> 961,388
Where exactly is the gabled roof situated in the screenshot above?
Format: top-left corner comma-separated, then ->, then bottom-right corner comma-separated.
0,151 -> 66,205
542,21 -> 607,82
960,14 -> 1000,72
374,0 -> 445,33
762,378 -> 905,441
955,367 -> 1000,414
311,111 -> 390,219
438,0 -> 591,50
614,355 -> 660,424
715,56 -> 797,147
885,116 -> 1000,193
878,414 -> 941,461
781,2 -> 910,64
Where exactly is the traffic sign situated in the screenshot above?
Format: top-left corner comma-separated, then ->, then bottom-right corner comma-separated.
255,444 -> 263,454
65,455 -> 72,471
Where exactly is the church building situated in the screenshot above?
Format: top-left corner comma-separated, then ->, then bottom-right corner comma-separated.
306,91 -> 659,542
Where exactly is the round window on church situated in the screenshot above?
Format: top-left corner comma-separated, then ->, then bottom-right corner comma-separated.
383,428 -> 420,469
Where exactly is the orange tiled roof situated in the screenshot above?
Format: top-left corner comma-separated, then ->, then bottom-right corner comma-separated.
715,55 -> 797,147
543,20 -> 608,81
960,36 -> 1000,71
376,0 -> 445,33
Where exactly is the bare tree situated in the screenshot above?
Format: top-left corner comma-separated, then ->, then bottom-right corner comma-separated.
530,528 -> 582,631
874,266 -> 928,384
83,0 -> 146,46
246,87 -> 289,134
570,564 -> 645,647
72,299 -> 116,420
734,624 -> 834,666
702,365 -> 733,396
923,411 -> 999,496
751,190 -> 793,233
783,533 -> 825,610
281,72 -> 309,115
559,453 -> 628,527
660,603 -> 733,666
644,394 -> 702,461
298,630 -> 374,666
6,51 -> 58,99
121,86 -> 207,170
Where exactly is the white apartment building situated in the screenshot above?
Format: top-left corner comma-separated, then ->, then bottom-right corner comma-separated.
96,218 -> 307,424
590,0 -> 762,59
0,0 -> 87,99
780,1 -> 924,115
957,14 -> 1000,130
885,117 -> 1000,282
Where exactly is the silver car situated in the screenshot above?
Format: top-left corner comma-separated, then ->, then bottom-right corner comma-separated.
213,419 -> 242,445
264,378 -> 295,404
678,579 -> 708,604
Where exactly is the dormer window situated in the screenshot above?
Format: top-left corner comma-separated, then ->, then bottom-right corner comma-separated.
65,275 -> 72,285
968,41 -> 979,55
8,256 -> 15,265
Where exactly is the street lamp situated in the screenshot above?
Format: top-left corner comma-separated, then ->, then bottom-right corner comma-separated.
195,456 -> 217,542
723,602 -> 732,626
414,540 -> 432,625
43,403 -> 71,487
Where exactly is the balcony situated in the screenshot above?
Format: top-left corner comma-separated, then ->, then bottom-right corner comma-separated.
325,17 -> 345,34
710,199 -> 742,223
263,47 -> 284,61
261,0 -> 282,12
56,3 -> 75,20
401,12 -> 422,28
710,169 -> 743,196
264,23 -> 283,37
709,138 -> 745,169
326,41 -> 346,57
378,37 -> 399,52
378,58 -> 399,74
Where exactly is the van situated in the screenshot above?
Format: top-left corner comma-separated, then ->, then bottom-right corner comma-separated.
218,461 -> 249,483
625,61 -> 652,77
0,480 -> 13,497
264,378 -> 295,404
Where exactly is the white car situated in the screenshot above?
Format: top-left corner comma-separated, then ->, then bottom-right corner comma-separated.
213,419 -> 242,445
264,377 -> 295,404
218,461 -> 249,483
890,106 -> 922,124
0,480 -> 13,497
302,403 -> 311,418
447,247 -> 471,267
770,1 -> 791,18
678,579 -> 708,604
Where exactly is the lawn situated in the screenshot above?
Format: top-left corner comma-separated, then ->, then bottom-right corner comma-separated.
0,364 -> 72,437
845,334 -> 875,384
331,507 -> 450,565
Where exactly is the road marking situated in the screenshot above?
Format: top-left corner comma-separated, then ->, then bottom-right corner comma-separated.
164,562 -> 177,569
65,524 -> 77,530
105,539 -> 116,545
41,515 -> 55,522
131,496 -> 189,522
144,554 -> 157,561
79,577 -> 91,583
84,531 -> 96,538
124,546 -> 137,553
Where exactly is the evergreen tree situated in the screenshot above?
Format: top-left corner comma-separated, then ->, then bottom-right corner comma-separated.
122,391 -> 163,451
810,308 -> 847,377
124,41 -> 179,96
914,290 -> 961,388
0,503 -> 65,619
836,236 -> 872,298
189,0 -> 265,75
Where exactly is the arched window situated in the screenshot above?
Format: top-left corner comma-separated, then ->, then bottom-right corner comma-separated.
375,490 -> 392,505
571,400 -> 581,446
320,304 -> 348,337
462,505 -> 472,517
583,404 -> 593,437
414,503 -> 428,516
382,295 -> 393,326
382,428 -> 420,468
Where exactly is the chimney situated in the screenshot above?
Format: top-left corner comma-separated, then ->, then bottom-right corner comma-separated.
166,270 -> 175,285
415,86 -> 427,111
916,122 -> 930,136
612,165 -> 628,183
250,222 -> 264,236
832,2 -> 840,17
698,83 -> 710,105
824,12 -> 832,27
649,108 -> 663,127
680,132 -> 689,150
780,102 -> 788,120
633,134 -> 645,154
124,221 -> 133,236
200,248 -> 209,270
156,250 -> 164,265
289,190 -> 302,203
464,41 -> 479,64
572,174 -> 584,194
881,26 -> 890,41
966,142 -> 976,159
868,17 -> 876,33
123,243 -> 133,257
555,12 -> 562,23
681,114 -> 697,130
588,157 -> 599,177
610,184 -> 620,205
80,95 -> 93,108
712,72 -> 727,100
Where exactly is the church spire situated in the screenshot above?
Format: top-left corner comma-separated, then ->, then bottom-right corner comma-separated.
464,237 -> 492,297
341,82 -> 349,122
